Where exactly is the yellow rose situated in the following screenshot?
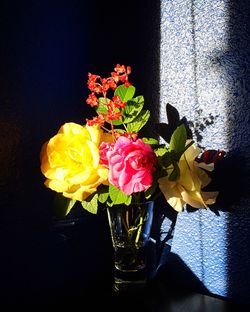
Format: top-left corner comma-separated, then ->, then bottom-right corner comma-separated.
40,122 -> 113,201
158,140 -> 218,212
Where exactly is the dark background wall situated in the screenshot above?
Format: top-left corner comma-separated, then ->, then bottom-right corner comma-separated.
2,0 -> 249,308
0,0 -> 160,305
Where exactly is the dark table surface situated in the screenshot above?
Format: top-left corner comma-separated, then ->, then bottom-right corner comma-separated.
6,281 -> 243,311
1,215 -> 248,310
96,282 -> 245,312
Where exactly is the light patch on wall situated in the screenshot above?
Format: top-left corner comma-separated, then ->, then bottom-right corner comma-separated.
160,0 -> 230,150
160,0 -> 231,298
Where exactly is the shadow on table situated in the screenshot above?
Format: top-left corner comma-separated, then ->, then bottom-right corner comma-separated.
153,252 -> 210,296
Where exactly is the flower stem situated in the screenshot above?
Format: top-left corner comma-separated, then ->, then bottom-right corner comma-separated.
135,216 -> 143,245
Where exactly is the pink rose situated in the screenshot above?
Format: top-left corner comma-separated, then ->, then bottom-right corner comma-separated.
106,136 -> 157,195
99,142 -> 115,167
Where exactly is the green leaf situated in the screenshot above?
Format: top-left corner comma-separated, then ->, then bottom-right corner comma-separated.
127,109 -> 150,133
173,139 -> 194,162
53,193 -> 76,219
109,184 -> 131,205
106,197 -> 114,207
154,104 -> 181,143
113,128 -> 126,135
97,98 -> 123,125
81,193 -> 98,214
125,195 -> 132,205
166,103 -> 180,129
158,150 -> 173,169
155,146 -> 168,157
97,185 -> 109,204
154,123 -> 172,143
96,97 -> 109,114
168,161 -> 180,181
169,124 -> 187,153
182,139 -> 194,153
142,137 -> 159,145
122,96 -> 144,123
144,182 -> 158,199
114,85 -> 135,102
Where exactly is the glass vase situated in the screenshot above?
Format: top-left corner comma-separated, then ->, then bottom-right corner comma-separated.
107,201 -> 154,293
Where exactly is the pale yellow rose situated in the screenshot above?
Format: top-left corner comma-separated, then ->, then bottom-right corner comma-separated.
40,122 -> 113,201
158,140 -> 218,212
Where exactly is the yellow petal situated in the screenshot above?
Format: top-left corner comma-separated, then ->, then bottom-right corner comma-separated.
86,124 -> 101,145
158,141 -> 218,211
181,189 -> 207,208
179,157 -> 201,192
201,191 -> 219,205
97,167 -> 109,180
59,122 -> 88,137
63,187 -> 92,201
45,179 -> 69,193
87,140 -> 100,168
40,122 -> 108,201
197,161 -> 214,172
167,195 -> 185,212
101,131 -> 114,143
158,177 -> 185,212
184,140 -> 201,167
196,165 -> 212,188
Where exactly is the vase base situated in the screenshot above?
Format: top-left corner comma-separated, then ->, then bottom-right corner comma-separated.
113,277 -> 147,293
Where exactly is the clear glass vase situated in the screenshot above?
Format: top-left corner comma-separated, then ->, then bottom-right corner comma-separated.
107,201 -> 154,293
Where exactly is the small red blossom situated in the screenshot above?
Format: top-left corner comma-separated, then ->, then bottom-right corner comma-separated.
85,64 -> 132,137
87,73 -> 103,93
100,78 -> 112,93
86,93 -> 98,107
106,109 -> 122,121
108,79 -> 117,90
87,64 -> 131,98
196,149 -> 226,177
111,64 -> 131,86
126,132 -> 138,141
113,131 -> 138,141
113,131 -> 123,139
112,95 -> 126,109
86,114 -> 105,126
123,132 -> 138,141
114,64 -> 126,74
200,149 -> 226,165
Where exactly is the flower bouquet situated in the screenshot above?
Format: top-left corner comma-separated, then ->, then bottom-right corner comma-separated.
40,64 -> 224,291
